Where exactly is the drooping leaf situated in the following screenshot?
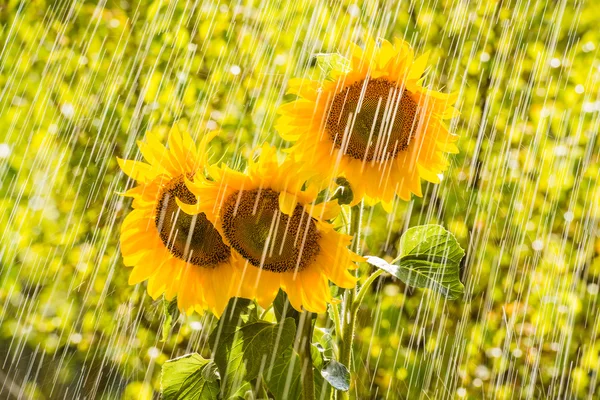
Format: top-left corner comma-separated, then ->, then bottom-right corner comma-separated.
161,353 -> 220,400
320,359 -> 350,391
366,224 -> 465,299
311,327 -> 336,369
211,317 -> 296,398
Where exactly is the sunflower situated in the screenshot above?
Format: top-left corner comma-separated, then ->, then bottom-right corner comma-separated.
178,145 -> 361,313
276,37 -> 459,210
118,123 -> 242,316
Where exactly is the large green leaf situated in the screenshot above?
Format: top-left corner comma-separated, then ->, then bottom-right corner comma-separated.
264,347 -> 302,400
210,297 -> 258,350
263,346 -> 334,400
273,290 -> 300,324
366,224 -> 465,299
161,353 -> 220,400
211,316 -> 296,398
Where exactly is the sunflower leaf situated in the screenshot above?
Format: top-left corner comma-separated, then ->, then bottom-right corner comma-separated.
264,346 -> 333,400
330,177 -> 354,205
273,290 -> 300,324
320,359 -> 350,391
210,297 -> 259,346
366,224 -> 465,299
161,353 -> 220,400
211,316 -> 296,398
264,347 -> 303,400
311,327 -> 336,369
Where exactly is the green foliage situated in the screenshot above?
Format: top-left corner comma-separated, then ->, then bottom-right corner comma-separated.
273,289 -> 301,323
331,177 -> 354,206
208,298 -> 296,398
213,318 -> 296,397
366,224 -> 465,299
320,360 -> 350,391
161,354 -> 219,400
264,347 -> 303,400
162,297 -> 180,342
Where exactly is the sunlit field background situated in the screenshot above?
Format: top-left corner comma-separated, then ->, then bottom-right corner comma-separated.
1,0 -> 600,399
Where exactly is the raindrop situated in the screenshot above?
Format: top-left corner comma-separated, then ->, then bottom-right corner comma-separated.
190,321 -> 203,331
563,211 -> 574,222
274,54 -> 287,65
550,57 -> 561,68
28,196 -> 45,211
206,120 -> 218,130
554,145 -> 568,157
582,41 -> 596,52
48,123 -> 59,134
69,333 -> 83,344
512,348 -> 523,358
61,103 -> 75,118
582,101 -> 600,113
347,4 -> 360,17
487,348 -> 502,358
147,347 -> 161,359
531,239 -> 544,251
0,143 -> 11,158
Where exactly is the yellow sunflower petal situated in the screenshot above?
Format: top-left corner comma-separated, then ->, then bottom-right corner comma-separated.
279,191 -> 298,215
408,50 -> 430,81
117,158 -> 160,182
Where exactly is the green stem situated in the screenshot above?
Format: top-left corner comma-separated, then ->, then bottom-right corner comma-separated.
352,269 -> 384,314
338,204 -> 362,399
299,311 -> 315,400
332,302 -> 342,348
259,304 -> 272,320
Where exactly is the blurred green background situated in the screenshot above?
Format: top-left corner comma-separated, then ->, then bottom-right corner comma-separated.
1,0 -> 599,398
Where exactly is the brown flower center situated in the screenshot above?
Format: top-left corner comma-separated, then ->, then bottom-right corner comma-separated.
155,175 -> 230,267
325,77 -> 418,161
221,188 -> 320,273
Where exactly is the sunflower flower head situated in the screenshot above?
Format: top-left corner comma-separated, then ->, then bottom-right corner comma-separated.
277,37 -> 459,211
180,144 -> 361,313
117,123 -> 242,317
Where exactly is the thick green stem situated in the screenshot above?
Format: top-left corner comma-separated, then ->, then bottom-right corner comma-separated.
332,301 -> 342,347
299,311 -> 315,400
259,304 -> 273,320
352,269 -> 384,314
338,205 -> 362,399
